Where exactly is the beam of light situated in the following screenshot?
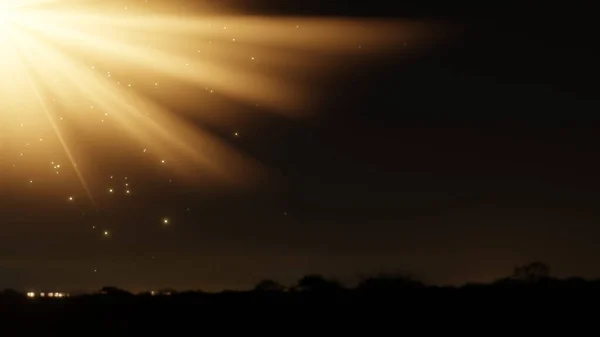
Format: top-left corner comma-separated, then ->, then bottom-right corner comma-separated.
12,42 -> 96,206
0,1 -> 438,204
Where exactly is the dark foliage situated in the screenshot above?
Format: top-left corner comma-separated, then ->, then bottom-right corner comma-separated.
1,266 -> 598,332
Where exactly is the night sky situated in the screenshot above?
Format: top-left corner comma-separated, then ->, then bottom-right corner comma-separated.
1,1 -> 598,292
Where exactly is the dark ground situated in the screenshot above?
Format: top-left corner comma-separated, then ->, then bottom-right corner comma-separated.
2,274 -> 597,334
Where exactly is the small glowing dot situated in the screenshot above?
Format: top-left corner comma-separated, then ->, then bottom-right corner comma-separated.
104,231 -> 109,236
161,160 -> 165,164
109,189 -> 113,193
68,197 -> 73,201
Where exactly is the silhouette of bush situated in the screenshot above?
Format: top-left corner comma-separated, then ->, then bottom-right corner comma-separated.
100,286 -> 133,296
296,274 -> 344,293
357,273 -> 424,292
511,261 -> 551,283
254,279 -> 286,292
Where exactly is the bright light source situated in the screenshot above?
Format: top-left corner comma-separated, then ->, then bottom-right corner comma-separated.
0,3 -> 20,26
27,292 -> 35,298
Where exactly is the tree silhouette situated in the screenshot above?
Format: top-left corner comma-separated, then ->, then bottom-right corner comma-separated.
296,274 -> 344,293
100,286 -> 132,296
357,272 -> 424,292
512,262 -> 550,283
254,279 -> 285,292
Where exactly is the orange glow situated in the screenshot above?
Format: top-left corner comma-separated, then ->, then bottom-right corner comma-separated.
0,1 -> 435,205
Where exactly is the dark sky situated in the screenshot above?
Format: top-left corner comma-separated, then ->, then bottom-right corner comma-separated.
1,1 -> 599,292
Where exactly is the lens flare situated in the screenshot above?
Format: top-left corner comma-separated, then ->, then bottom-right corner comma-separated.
0,1 -> 435,206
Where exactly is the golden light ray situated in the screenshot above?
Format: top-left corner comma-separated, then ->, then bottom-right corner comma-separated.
12,44 -> 96,206
0,2 -> 437,203
12,26 -> 259,187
